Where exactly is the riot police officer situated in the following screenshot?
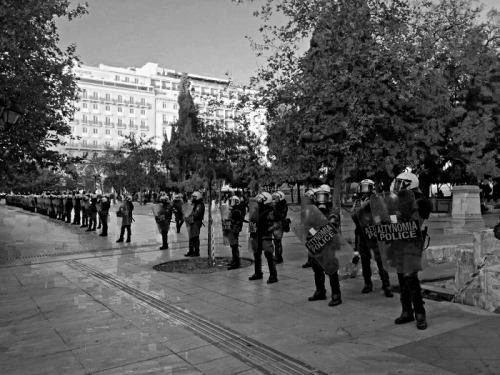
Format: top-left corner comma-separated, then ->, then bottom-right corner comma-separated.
392,172 -> 432,330
225,195 -> 245,270
352,179 -> 393,298
249,192 -> 279,284
172,194 -> 185,233
98,195 -> 110,236
307,185 -> 342,306
272,191 -> 288,264
157,194 -> 174,250
184,192 -> 205,257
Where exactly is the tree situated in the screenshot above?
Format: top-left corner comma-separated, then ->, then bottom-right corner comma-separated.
98,135 -> 164,194
241,0 -> 500,205
0,0 -> 88,188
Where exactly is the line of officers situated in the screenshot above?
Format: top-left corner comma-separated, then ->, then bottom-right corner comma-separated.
6,191 -> 112,237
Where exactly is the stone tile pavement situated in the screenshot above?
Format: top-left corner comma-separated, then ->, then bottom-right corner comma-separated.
1,202 -> 499,374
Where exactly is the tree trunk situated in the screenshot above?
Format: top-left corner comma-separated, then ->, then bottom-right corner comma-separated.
297,182 -> 301,204
332,156 -> 344,232
207,179 -> 214,266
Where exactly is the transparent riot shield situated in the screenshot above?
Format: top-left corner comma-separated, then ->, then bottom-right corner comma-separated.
247,198 -> 259,253
152,203 -> 168,234
183,201 -> 193,237
352,201 -> 378,250
292,196 -> 353,275
219,203 -> 231,246
369,190 -> 425,273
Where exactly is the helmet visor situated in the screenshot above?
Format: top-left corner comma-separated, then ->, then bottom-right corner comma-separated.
394,179 -> 412,191
315,191 -> 331,204
360,183 -> 373,194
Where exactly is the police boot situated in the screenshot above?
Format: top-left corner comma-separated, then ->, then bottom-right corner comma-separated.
192,237 -> 200,257
249,254 -> 263,280
308,290 -> 327,301
227,245 -> 240,270
184,240 -> 195,257
361,255 -> 373,293
85,219 -> 93,232
274,240 -> 283,264
265,252 -> 278,284
405,273 -> 427,330
379,268 -> 394,298
159,233 -> 169,250
329,272 -> 342,306
395,273 -> 415,325
126,230 -> 131,243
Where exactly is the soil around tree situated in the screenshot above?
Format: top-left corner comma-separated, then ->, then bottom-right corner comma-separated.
153,257 -> 253,274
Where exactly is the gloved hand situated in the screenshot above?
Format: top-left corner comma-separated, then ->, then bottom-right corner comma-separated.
352,251 -> 360,265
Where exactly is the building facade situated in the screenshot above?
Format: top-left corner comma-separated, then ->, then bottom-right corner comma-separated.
62,62 -> 264,158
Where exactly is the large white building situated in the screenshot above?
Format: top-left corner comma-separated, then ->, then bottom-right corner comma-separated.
62,62 -> 265,158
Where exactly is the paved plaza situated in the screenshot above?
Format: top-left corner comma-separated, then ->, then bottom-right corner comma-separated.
1,201 -> 500,374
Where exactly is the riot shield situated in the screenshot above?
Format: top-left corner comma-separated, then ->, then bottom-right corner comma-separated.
247,198 -> 259,253
152,203 -> 169,234
352,201 -> 378,250
369,190 -> 425,273
220,203 -> 231,246
292,196 -> 352,275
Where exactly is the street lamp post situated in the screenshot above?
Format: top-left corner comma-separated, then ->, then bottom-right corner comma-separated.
0,99 -> 22,130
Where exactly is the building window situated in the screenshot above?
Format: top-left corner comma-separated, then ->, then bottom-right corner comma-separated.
105,93 -> 110,101
117,95 -> 122,103
125,77 -> 129,82
162,102 -> 167,109
129,108 -> 134,114
130,97 -> 134,104
82,127 -> 88,133
173,104 -> 178,110
93,140 -> 98,147
92,115 -> 98,124
105,117 -> 110,125
93,92 -> 98,99
82,102 -> 88,109
118,107 -> 123,113
83,139 -> 87,146
105,141 -> 111,147
82,89 -> 87,98
134,78 -> 139,84
162,114 -> 167,123
115,75 -> 120,81
129,119 -> 134,126
105,105 -> 110,111
93,128 -> 98,134
70,126 -> 75,132
141,120 -> 146,127
82,115 -> 88,123
141,98 -> 145,105
141,109 -> 145,115
93,103 -> 98,110
118,130 -> 123,136
105,129 -> 110,135
118,119 -> 122,126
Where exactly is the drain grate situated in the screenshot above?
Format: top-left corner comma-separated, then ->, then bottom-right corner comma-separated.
66,260 -> 327,375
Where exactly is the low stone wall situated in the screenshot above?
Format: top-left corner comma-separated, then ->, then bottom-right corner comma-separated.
454,229 -> 500,313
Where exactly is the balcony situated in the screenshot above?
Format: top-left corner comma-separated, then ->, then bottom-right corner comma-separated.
129,125 -> 139,130
105,122 -> 115,128
140,126 -> 150,131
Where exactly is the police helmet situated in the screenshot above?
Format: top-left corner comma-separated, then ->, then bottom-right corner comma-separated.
393,172 -> 419,191
359,179 -> 375,194
256,192 -> 273,205
192,191 -> 202,201
229,195 -> 241,207
272,191 -> 285,202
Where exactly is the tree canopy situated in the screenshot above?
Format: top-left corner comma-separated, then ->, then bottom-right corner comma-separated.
240,0 -> 500,200
0,0 -> 88,189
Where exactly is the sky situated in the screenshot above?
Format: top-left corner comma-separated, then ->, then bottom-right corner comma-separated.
57,0 -> 271,86
58,0 -> 499,86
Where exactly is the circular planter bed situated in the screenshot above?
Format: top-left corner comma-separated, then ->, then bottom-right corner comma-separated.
153,257 -> 253,274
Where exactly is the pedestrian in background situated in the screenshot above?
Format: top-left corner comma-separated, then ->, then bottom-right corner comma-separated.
116,195 -> 134,243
